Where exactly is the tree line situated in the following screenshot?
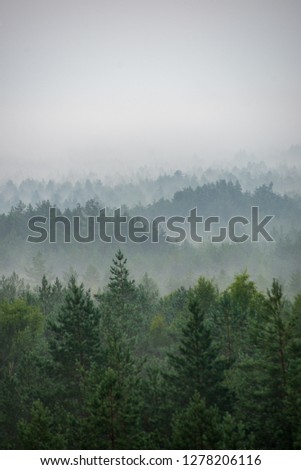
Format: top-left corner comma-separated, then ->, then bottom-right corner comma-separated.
1,180 -> 301,294
1,162 -> 301,213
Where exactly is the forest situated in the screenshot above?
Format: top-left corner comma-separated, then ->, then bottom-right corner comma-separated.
0,167 -> 301,449
1,0 -> 301,453
0,251 -> 301,449
1,173 -> 301,295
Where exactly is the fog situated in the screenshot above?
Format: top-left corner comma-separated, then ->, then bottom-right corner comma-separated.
1,0 -> 301,180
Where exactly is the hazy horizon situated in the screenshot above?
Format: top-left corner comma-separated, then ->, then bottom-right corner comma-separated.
1,0 -> 301,180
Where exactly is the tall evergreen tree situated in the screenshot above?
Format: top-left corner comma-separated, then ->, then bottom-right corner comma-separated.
96,250 -> 142,359
166,277 -> 224,407
85,251 -> 145,449
79,363 -> 144,449
108,249 -> 135,299
49,276 -> 100,403
38,275 -> 53,317
229,279 -> 301,448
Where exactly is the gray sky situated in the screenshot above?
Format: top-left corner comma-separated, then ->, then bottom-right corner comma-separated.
0,0 -> 300,179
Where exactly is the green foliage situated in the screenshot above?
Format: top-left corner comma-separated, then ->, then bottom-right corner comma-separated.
172,393 -> 224,449
80,365 -> 143,449
0,299 -> 43,373
139,358 -> 172,449
227,279 -> 301,448
0,299 -> 43,448
0,272 -> 31,303
172,393 -> 252,450
49,276 -> 100,372
48,276 -> 100,413
149,314 -> 168,348
108,249 -> 135,298
0,257 -> 300,449
210,272 -> 265,363
166,278 -> 225,407
1,175 -> 301,449
18,400 -> 66,449
97,250 -> 143,358
38,275 -> 65,324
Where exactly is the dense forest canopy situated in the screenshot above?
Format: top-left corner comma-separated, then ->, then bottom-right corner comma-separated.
0,167 -> 301,449
0,251 -> 300,449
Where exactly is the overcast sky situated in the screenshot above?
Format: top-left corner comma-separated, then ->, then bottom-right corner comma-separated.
0,0 -> 300,179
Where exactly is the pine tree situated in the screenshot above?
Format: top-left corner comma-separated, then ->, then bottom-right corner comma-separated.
264,280 -> 289,390
166,277 -> 224,407
108,249 -> 135,300
38,276 -> 65,324
49,276 -> 100,403
96,250 -> 142,358
38,275 -> 53,316
139,358 -> 173,449
228,279 -> 301,448
51,277 -> 65,306
79,364 -> 144,449
85,251 -> 145,448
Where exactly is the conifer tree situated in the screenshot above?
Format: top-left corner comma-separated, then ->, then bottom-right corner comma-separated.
86,251 -> 146,448
108,249 -> 135,300
38,275 -> 52,317
96,250 -> 142,358
18,400 -> 66,449
166,277 -> 224,407
49,276 -> 100,403
229,279 -> 301,448
172,393 -> 223,449
79,364 -> 144,449
0,300 -> 43,448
